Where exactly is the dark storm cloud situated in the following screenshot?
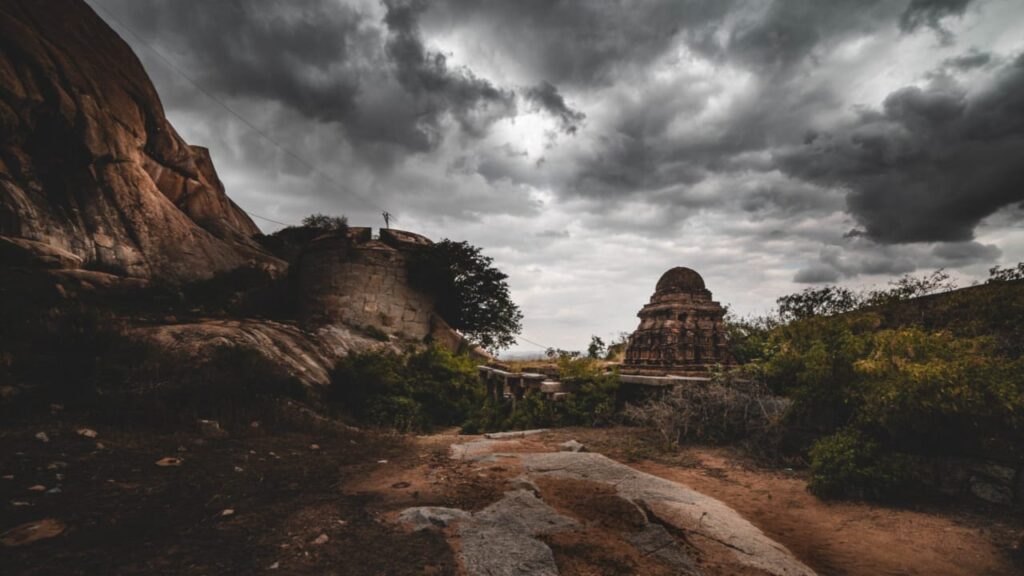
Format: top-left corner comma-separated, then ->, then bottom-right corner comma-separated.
95,0 -> 516,156
942,49 -> 993,70
425,0 -> 735,87
777,55 -> 1024,244
793,239 -> 1001,283
524,82 -> 585,135
899,0 -> 975,38
382,0 -> 515,140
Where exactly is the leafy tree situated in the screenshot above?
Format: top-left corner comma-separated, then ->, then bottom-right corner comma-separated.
301,213 -> 348,232
777,286 -> 863,321
586,335 -> 606,359
987,262 -> 1024,283
863,269 -> 956,306
407,240 -> 523,351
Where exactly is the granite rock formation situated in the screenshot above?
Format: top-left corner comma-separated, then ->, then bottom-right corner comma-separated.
623,267 -> 734,376
0,0 -> 280,281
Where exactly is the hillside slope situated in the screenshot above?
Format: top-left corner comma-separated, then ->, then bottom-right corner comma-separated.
0,0 -> 279,281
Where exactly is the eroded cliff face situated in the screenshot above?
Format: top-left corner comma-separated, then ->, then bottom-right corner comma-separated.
0,0 -> 279,281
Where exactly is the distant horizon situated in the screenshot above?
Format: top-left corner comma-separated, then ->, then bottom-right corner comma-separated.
89,0 -> 1024,353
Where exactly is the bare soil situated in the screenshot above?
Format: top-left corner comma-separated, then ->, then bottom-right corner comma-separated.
4,416 -> 1022,576
0,413 -> 465,576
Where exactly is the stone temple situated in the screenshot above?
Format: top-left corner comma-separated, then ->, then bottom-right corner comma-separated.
623,267 -> 734,376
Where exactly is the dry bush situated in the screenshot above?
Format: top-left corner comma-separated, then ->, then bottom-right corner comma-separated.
623,370 -> 789,449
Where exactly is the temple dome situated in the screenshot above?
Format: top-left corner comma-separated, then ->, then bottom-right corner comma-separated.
655,267 -> 706,293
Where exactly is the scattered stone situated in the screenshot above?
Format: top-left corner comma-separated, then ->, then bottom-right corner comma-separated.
234,466 -> 245,473
377,460 -> 388,464
76,428 -> 98,439
10,501 -> 31,507
27,485 -> 46,492
558,440 -> 587,453
1,518 -> 66,547
95,442 -> 105,450
177,446 -> 188,453
3,475 -> 14,480
197,419 -> 228,439
309,444 -> 321,451
221,509 -> 235,517
46,487 -> 62,495
457,490 -> 575,576
268,561 -> 280,570
46,462 -> 67,470
397,507 -> 472,531
970,478 -> 1013,505
251,421 -> 261,428
155,457 -> 183,467
34,432 -> 49,443
391,481 -> 411,489
311,533 -> 329,545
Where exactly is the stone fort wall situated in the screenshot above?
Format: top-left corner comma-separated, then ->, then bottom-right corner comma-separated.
295,228 -> 439,340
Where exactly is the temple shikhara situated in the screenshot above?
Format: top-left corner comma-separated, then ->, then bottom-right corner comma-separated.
623,267 -> 734,376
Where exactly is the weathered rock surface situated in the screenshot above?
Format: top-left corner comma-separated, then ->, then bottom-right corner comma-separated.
0,0 -> 280,281
136,319 -> 399,387
433,439 -> 817,576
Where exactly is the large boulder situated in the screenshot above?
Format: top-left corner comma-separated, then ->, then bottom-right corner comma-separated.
0,0 -> 281,281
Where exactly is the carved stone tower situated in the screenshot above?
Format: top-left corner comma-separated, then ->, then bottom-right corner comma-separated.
623,267 -> 734,376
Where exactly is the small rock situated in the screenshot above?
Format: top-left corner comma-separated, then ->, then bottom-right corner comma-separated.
268,561 -> 280,570
558,440 -> 586,453
309,444 -> 320,451
46,461 -> 67,470
397,507 -> 471,531
27,485 -> 46,492
76,428 -> 98,439
34,432 -> 49,443
0,518 -> 66,547
221,509 -> 235,517
377,459 -> 388,464
234,466 -> 244,473
155,457 -> 183,467
177,445 -> 188,452
95,442 -> 105,450
3,475 -> 13,480
311,533 -> 329,545
197,419 -> 228,439
392,481 -> 411,489
10,501 -> 31,507
45,487 -> 61,495
251,421 -> 261,428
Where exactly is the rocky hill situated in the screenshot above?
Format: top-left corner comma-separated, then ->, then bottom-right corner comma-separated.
0,0 -> 478,396
0,0 -> 279,281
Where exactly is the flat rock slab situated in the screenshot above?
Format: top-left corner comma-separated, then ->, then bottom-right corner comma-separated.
443,441 -> 816,576
484,429 -> 549,440
400,489 -> 576,576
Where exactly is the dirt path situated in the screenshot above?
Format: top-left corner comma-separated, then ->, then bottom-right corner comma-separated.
550,428 -> 1023,576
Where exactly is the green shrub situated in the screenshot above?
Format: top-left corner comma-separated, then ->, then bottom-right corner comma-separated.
327,346 -> 482,432
808,429 -> 909,500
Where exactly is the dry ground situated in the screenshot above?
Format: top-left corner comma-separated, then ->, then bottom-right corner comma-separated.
2,415 -> 1021,575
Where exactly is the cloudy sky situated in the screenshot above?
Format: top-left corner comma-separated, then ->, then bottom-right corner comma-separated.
88,0 -> 1024,353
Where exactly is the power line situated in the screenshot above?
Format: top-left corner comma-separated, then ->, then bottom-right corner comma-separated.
89,0 -> 389,219
244,211 -> 293,228
516,334 -> 552,351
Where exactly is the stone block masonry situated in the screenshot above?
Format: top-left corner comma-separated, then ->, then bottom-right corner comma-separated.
295,230 -> 440,341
